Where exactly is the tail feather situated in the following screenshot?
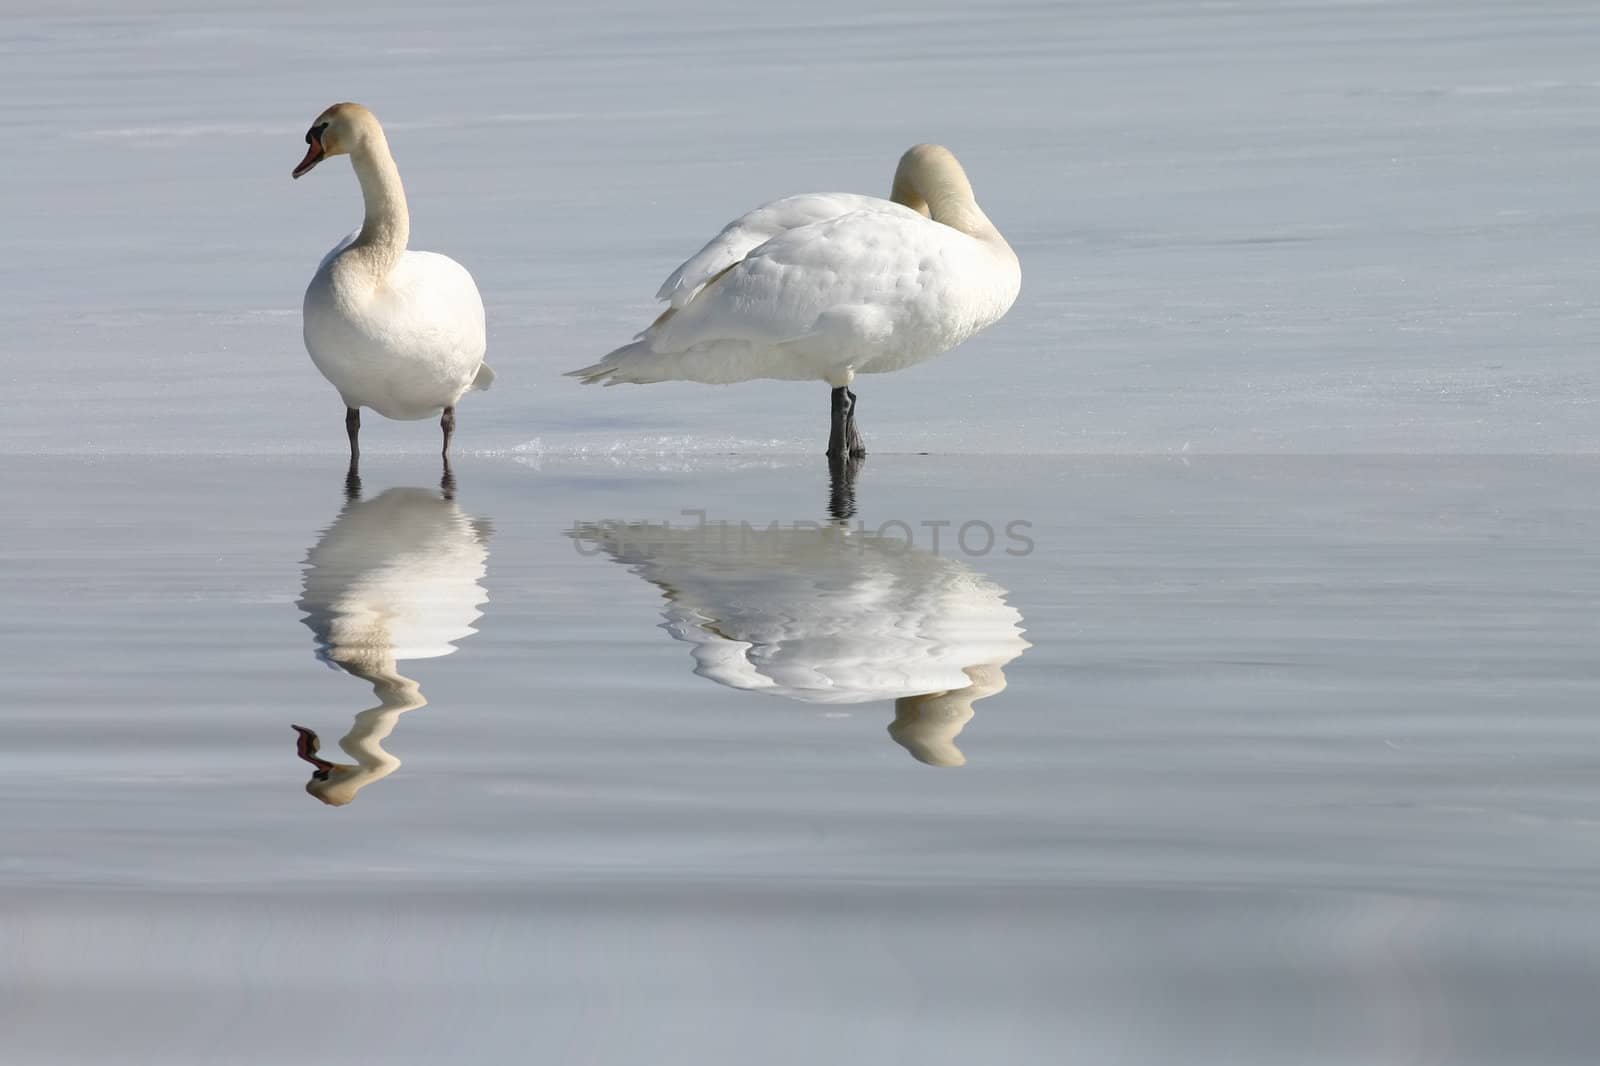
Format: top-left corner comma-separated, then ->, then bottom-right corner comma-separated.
471,362 -> 496,391
565,341 -> 660,386
569,337 -> 795,386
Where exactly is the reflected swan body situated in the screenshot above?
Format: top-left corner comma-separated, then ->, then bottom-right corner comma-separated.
574,520 -> 1027,765
295,486 -> 491,804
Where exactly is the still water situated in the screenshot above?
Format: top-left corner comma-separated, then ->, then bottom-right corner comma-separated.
5,453 -> 1599,1064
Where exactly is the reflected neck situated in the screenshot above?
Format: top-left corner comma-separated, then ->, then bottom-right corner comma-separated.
889,664 -> 1011,767
310,667 -> 426,804
339,670 -> 425,772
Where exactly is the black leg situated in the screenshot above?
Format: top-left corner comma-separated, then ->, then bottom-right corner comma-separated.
344,407 -> 361,498
441,405 -> 456,458
827,387 -> 850,459
345,406 -> 361,459
844,388 -> 866,458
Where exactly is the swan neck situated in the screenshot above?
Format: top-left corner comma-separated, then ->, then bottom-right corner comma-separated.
922,175 -> 975,227
348,131 -> 409,273
892,152 -> 1002,244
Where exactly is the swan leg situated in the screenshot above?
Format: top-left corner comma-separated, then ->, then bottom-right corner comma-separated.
828,387 -> 866,460
441,405 -> 456,458
845,389 -> 866,458
344,407 -> 361,495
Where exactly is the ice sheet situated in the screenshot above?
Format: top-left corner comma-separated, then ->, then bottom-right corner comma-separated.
3,1 -> 1597,455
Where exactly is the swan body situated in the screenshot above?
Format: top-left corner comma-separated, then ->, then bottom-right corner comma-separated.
294,102 -> 493,450
569,145 -> 1019,455
573,519 -> 1028,765
295,486 -> 492,805
305,232 -> 492,421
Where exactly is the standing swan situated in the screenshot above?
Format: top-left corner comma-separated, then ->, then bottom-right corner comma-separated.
293,103 -> 494,474
568,144 -> 1019,459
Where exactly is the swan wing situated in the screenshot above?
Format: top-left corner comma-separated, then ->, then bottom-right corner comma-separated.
648,202 -> 957,354
569,200 -> 1015,386
317,228 -> 361,273
654,192 -> 890,309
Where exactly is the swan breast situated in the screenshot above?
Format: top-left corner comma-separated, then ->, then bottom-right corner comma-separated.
303,247 -> 487,420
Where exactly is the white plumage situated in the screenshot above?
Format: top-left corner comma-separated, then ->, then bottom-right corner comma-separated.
294,102 -> 493,448
299,487 -> 492,666
653,192 -> 889,310
573,520 -> 1029,765
569,145 -> 1019,453
295,486 -> 493,805
304,232 -> 492,421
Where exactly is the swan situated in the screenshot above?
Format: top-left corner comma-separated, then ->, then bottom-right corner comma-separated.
567,144 -> 1021,459
571,517 -> 1029,766
293,102 -> 495,471
292,484 -> 492,805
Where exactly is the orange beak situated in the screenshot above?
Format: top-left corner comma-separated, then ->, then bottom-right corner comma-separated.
292,134 -> 325,179
292,723 -> 335,774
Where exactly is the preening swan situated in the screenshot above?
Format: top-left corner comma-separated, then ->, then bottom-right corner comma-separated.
571,516 -> 1029,766
568,144 -> 1020,459
294,102 -> 494,472
292,484 -> 493,806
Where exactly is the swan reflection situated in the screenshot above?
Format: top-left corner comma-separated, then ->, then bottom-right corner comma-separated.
293,485 -> 492,804
573,519 -> 1028,765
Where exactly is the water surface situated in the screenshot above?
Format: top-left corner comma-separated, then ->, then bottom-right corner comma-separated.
5,454 -> 1600,1064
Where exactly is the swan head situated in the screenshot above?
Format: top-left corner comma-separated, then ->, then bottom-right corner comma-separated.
292,722 -> 392,806
888,144 -> 1002,242
293,723 -> 357,805
303,765 -> 366,806
890,144 -> 968,218
292,102 -> 377,179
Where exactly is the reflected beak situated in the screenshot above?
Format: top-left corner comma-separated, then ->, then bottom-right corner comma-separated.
292,135 -> 325,179
292,723 -> 336,773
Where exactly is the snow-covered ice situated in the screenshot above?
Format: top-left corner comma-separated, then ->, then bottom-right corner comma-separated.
5,0 -> 1598,455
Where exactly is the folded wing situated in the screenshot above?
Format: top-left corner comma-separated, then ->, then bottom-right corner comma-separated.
654,192 -> 889,309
